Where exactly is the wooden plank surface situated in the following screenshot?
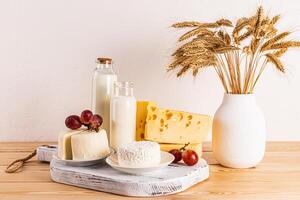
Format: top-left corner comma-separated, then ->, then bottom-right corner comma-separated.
1,142 -> 300,200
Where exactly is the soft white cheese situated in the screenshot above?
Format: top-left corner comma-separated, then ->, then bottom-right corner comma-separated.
58,129 -> 84,160
71,129 -> 110,161
117,141 -> 161,167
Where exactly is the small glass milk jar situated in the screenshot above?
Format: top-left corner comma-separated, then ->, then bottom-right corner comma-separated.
110,81 -> 136,150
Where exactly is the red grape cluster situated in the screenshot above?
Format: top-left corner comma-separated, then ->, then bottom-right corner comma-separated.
65,110 -> 103,132
169,143 -> 199,166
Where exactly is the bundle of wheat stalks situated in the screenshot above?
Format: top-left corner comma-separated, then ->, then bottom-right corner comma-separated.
168,6 -> 300,94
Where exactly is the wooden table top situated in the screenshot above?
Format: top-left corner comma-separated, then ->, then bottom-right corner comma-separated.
1,142 -> 300,200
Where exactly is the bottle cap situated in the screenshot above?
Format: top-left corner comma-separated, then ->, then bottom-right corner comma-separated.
97,57 -> 112,64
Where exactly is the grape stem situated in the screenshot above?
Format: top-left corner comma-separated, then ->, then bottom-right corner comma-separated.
180,142 -> 190,151
81,124 -> 100,133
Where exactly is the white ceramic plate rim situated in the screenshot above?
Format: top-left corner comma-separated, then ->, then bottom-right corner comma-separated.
106,151 -> 175,169
53,147 -> 115,163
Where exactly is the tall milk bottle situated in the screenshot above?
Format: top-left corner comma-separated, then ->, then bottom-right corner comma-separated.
91,57 -> 117,141
110,82 -> 136,150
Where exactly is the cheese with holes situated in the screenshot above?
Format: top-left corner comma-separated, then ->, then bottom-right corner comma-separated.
71,129 -> 110,160
117,141 -> 161,167
58,129 -> 83,160
145,102 -> 212,143
160,143 -> 203,157
136,101 -> 153,141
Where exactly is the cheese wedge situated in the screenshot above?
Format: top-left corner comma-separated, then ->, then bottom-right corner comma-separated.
136,101 -> 153,141
159,143 -> 202,157
145,102 -> 212,143
71,129 -> 110,160
58,129 -> 83,160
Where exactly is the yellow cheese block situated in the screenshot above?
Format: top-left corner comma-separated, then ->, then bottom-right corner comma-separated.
136,101 -> 153,141
160,143 -> 202,157
145,102 -> 212,143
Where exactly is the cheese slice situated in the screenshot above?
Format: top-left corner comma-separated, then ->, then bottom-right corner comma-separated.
136,101 -> 153,141
159,143 -> 202,157
58,129 -> 83,160
71,129 -> 110,160
145,102 -> 212,143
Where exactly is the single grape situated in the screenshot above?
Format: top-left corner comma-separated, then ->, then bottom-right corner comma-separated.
80,110 -> 93,125
90,114 -> 103,130
182,150 -> 198,166
65,115 -> 82,130
169,149 -> 182,163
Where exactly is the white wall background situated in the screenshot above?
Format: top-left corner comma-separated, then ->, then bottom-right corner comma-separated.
1,0 -> 300,141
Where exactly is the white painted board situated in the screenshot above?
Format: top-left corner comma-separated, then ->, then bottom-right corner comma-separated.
37,145 -> 57,162
50,158 -> 209,197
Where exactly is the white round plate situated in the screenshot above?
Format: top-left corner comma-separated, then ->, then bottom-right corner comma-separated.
53,148 -> 114,167
106,151 -> 175,175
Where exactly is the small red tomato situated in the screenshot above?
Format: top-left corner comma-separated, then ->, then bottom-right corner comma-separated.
182,150 -> 198,166
169,149 -> 182,163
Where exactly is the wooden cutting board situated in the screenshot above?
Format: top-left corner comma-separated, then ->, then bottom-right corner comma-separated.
50,158 -> 209,197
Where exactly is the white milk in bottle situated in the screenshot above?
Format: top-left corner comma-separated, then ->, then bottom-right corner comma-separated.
110,82 -> 136,150
92,57 -> 117,141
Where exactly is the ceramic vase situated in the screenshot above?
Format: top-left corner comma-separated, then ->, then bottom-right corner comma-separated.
212,93 -> 266,168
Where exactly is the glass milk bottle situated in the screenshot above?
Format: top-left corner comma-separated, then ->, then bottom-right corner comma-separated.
110,81 -> 136,150
91,57 -> 117,141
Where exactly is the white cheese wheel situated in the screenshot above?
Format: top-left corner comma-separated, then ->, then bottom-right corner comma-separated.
117,141 -> 161,167
58,129 -> 84,160
71,129 -> 110,161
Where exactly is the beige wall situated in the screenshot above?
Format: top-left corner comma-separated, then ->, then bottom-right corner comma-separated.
1,0 -> 300,141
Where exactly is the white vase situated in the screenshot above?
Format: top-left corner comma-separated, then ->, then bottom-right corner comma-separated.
212,94 -> 266,168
